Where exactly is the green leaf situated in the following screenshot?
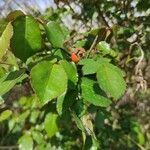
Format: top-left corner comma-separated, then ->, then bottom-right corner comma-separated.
0,70 -> 27,96
97,41 -> 110,52
0,110 -> 12,122
57,89 -> 77,115
96,41 -> 117,57
60,60 -> 78,89
0,20 -> 8,36
95,110 -> 109,129
11,16 -> 42,62
96,62 -> 126,99
74,39 -> 88,48
30,110 -> 40,124
60,24 -> 70,39
18,133 -> 33,150
0,67 -> 6,78
45,21 -> 69,48
91,137 -> 100,150
81,77 -> 112,107
130,121 -> 145,145
8,118 -> 15,131
44,113 -> 58,138
72,111 -> 85,132
31,61 -> 68,105
1,51 -> 18,70
32,131 -> 44,144
53,49 -> 68,60
79,58 -> 111,75
73,99 -> 87,117
17,110 -> 30,123
0,22 -> 13,60
56,92 -> 66,115
84,27 -> 106,37
79,59 -> 99,75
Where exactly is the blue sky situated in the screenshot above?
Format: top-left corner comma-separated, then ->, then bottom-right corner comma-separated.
1,0 -> 56,16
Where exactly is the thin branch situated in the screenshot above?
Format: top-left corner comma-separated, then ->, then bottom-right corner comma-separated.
123,0 -> 128,20
95,5 -> 110,27
0,145 -> 18,150
135,51 -> 144,75
130,43 -> 144,75
66,1 -> 75,14
86,35 -> 98,58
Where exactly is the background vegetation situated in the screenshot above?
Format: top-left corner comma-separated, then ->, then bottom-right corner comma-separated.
0,0 -> 150,149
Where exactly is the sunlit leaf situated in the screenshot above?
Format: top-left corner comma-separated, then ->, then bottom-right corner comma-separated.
11,16 -> 42,62
18,133 -> 33,150
79,59 -> 99,75
0,22 -> 13,60
45,21 -> 69,48
31,61 -> 68,104
96,41 -> 117,57
97,62 -> 126,99
0,110 -> 12,122
44,113 -> 58,138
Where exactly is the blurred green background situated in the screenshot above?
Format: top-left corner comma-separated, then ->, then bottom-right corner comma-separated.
0,0 -> 150,149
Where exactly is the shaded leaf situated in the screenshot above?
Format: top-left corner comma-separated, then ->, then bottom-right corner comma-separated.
0,70 -> 27,96
60,60 -> 78,89
81,77 -> 112,107
72,111 -> 85,132
57,89 -> 77,115
73,99 -> 87,117
53,49 -> 68,60
56,92 -> 66,115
